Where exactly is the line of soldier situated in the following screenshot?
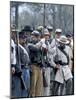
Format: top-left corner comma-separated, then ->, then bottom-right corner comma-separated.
11,25 -> 74,98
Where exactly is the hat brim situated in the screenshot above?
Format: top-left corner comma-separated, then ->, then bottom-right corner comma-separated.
44,33 -> 50,36
11,29 -> 20,32
31,34 -> 40,36
22,29 -> 33,32
55,32 -> 61,34
57,38 -> 69,44
48,29 -> 53,32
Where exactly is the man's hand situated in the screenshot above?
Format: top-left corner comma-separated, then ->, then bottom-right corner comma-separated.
11,67 -> 15,74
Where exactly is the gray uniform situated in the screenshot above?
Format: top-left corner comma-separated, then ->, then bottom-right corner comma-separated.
55,46 -> 73,84
53,45 -> 73,95
18,44 -> 30,97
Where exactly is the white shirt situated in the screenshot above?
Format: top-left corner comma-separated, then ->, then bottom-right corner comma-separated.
11,39 -> 16,65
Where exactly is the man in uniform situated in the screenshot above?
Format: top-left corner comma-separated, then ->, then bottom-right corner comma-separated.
16,31 -> 30,97
66,33 -> 74,74
21,25 -> 33,43
50,28 -> 62,47
11,28 -> 21,98
47,28 -> 62,95
53,35 -> 73,95
37,25 -> 44,36
41,29 -> 51,96
28,30 -> 43,97
66,33 -> 74,94
47,26 -> 54,40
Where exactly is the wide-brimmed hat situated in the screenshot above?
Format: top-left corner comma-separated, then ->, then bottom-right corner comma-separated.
57,35 -> 70,44
22,25 -> 33,32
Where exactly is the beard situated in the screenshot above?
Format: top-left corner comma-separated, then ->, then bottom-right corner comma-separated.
58,44 -> 65,50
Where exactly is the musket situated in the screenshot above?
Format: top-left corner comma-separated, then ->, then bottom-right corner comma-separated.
43,3 -> 45,28
42,5 -> 49,87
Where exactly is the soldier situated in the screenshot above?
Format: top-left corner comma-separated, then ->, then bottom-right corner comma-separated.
21,25 -> 33,43
11,24 -> 18,43
48,28 -> 62,96
50,28 -> 62,47
35,29 -> 51,96
53,35 -> 73,95
16,31 -> 30,97
66,33 -> 74,94
42,29 -> 52,96
11,29 -> 21,98
37,25 -> 44,36
46,26 -> 55,95
47,25 -> 54,40
66,33 -> 73,50
28,30 -> 43,97
66,33 -> 74,74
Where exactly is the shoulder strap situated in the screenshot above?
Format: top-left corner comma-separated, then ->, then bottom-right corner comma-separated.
58,46 -> 69,64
